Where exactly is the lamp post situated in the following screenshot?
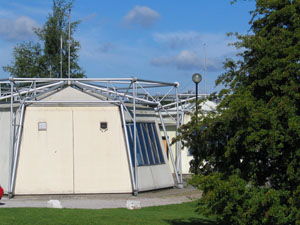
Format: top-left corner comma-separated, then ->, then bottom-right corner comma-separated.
192,73 -> 202,123
192,73 -> 202,175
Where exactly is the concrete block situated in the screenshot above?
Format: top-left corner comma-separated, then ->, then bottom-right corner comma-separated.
126,200 -> 141,210
47,200 -> 62,208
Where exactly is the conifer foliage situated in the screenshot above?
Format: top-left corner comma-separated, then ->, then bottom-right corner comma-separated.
179,1 -> 300,224
3,0 -> 84,78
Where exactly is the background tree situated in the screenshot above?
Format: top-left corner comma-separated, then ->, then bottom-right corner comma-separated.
179,0 -> 300,224
3,0 -> 84,78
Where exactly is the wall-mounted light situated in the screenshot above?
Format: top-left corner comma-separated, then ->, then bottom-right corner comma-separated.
38,122 -> 47,131
100,122 -> 108,132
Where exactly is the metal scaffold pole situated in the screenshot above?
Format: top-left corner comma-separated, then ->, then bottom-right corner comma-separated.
175,83 -> 183,187
132,77 -> 138,196
158,110 -> 180,185
120,104 -> 137,192
68,8 -> 71,84
10,103 -> 25,196
8,78 -> 14,198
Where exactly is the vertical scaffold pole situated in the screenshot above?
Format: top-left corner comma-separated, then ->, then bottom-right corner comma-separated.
120,103 -> 137,193
175,83 -> 183,187
158,110 -> 180,185
68,8 -> 71,84
132,77 -> 138,196
10,103 -> 25,196
8,78 -> 14,198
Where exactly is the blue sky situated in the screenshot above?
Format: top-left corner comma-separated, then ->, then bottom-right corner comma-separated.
0,0 -> 255,94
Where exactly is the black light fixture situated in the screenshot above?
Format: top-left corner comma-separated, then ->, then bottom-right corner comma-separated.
192,73 -> 202,123
192,73 -> 202,175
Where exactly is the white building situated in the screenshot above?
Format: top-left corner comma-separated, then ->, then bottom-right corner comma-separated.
159,98 -> 217,174
0,77 -> 183,197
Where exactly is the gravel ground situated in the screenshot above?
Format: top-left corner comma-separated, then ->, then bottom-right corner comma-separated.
0,186 -> 202,209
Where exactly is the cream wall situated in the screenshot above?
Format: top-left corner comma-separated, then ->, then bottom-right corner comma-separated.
0,111 -> 10,193
73,108 -> 132,193
15,106 -> 132,195
15,107 -> 74,194
161,114 -> 193,174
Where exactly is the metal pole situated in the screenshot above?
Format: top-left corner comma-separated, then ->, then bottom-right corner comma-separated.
25,100 -> 120,104
120,104 -> 137,193
175,86 -> 179,169
0,81 -> 64,101
195,83 -> 198,175
68,8 -> 71,82
196,83 -> 198,124
133,80 -> 138,196
204,44 -> 207,95
8,79 -> 14,198
11,77 -> 133,82
10,103 -> 25,196
175,85 -> 183,187
75,81 -> 157,105
60,34 -> 63,78
34,81 -> 36,97
158,110 -> 180,185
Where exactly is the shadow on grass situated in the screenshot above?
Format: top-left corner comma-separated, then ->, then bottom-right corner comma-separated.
166,217 -> 217,225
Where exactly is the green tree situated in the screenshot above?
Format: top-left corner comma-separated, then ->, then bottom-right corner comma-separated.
179,0 -> 300,224
3,0 -> 84,78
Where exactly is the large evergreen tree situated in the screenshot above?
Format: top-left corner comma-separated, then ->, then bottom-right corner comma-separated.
3,0 -> 84,78
180,0 -> 300,223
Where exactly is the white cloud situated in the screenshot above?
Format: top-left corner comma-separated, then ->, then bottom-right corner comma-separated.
151,50 -> 223,71
0,16 -> 38,41
123,5 -> 160,28
153,31 -> 236,53
153,31 -> 201,49
174,50 -> 201,70
151,50 -> 200,70
151,31 -> 239,71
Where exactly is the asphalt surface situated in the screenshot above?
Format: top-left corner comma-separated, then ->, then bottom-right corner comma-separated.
0,187 -> 202,209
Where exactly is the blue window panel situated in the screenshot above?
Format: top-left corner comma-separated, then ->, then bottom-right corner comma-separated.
135,124 -> 145,165
126,122 -> 165,166
126,124 -> 143,166
137,151 -> 142,166
151,123 -> 165,164
126,125 -> 135,167
137,123 -> 149,165
146,123 -> 160,164
141,123 -> 155,165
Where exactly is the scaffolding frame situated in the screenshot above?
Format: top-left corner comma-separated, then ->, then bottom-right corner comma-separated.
1,77 -> 198,197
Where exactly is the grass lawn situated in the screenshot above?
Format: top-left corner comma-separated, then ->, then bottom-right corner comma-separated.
0,201 -> 216,225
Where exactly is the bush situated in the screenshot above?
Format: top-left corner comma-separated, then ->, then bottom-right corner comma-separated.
190,173 -> 298,225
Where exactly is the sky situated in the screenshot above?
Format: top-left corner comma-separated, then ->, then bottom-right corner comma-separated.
0,0 -> 256,94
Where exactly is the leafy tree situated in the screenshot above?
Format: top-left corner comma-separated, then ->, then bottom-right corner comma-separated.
3,42 -> 46,78
3,0 -> 84,78
179,0 -> 300,224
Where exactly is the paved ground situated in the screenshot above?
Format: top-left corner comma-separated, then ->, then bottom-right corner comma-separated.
0,187 -> 202,209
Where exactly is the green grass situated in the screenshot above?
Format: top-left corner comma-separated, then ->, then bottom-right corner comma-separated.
0,201 -> 216,225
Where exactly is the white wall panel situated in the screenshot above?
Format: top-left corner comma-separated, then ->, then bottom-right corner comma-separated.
73,107 -> 132,193
0,111 -> 10,193
15,107 -> 74,194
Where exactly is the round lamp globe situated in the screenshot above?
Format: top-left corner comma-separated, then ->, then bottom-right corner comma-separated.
192,73 -> 202,84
